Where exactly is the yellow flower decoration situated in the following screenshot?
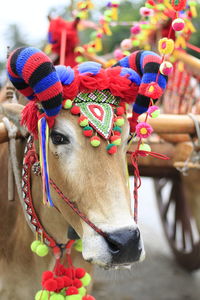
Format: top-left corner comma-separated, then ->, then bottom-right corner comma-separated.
158,38 -> 174,55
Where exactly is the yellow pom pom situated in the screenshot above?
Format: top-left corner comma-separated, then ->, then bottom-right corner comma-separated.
74,239 -> 83,252
35,290 -> 49,300
31,240 -> 41,253
158,38 -> 174,55
36,244 -> 49,257
80,273 -> 92,287
115,117 -> 125,127
78,287 -> 86,296
63,99 -> 73,109
139,143 -> 151,152
90,136 -> 101,147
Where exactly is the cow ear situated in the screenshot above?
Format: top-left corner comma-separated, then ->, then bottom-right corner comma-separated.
0,103 -> 27,136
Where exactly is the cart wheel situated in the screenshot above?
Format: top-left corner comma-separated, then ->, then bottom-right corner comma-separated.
154,174 -> 200,271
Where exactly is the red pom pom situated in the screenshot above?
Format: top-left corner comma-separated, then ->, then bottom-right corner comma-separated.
55,277 -> 65,290
71,105 -> 81,115
82,296 -> 96,300
62,276 -> 73,287
75,268 -> 86,279
110,135 -> 120,143
78,115 -> 87,123
42,271 -> 54,284
64,268 -> 76,278
113,130 -> 121,136
73,278 -> 82,288
83,129 -> 93,137
66,286 -> 79,295
107,145 -> 117,154
115,106 -> 125,116
44,279 -> 58,291
141,82 -> 163,99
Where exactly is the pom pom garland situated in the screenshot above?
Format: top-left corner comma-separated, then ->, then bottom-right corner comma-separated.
75,268 -> 86,279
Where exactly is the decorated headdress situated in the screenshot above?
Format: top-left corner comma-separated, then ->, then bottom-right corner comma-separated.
7,47 -> 167,205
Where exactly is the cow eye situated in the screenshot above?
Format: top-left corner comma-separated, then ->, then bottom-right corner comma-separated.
51,131 -> 70,145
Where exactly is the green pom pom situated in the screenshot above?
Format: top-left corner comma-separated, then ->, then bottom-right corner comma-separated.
90,137 -> 100,147
36,244 -> 49,257
115,117 -> 124,127
74,239 -> 83,252
35,290 -> 49,300
50,294 -> 65,300
31,240 -> 41,253
151,109 -> 160,118
63,99 -> 73,109
78,287 -> 86,296
66,295 -> 82,300
132,40 -> 140,47
139,143 -> 151,152
80,273 -> 91,287
75,56 -> 84,63
113,126 -> 122,133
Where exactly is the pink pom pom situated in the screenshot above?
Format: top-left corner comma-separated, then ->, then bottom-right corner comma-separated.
131,24 -> 141,35
120,39 -> 132,50
172,18 -> 185,31
114,49 -> 124,60
140,7 -> 154,17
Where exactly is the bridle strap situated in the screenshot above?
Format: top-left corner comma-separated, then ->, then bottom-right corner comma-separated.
49,178 -> 107,237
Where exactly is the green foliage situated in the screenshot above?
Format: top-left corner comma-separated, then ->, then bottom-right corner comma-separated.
187,4 -> 200,59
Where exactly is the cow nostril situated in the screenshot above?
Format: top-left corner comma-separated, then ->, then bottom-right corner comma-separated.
104,235 -> 121,254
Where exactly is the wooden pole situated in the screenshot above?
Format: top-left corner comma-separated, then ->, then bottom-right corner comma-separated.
138,114 -> 200,134
173,50 -> 200,76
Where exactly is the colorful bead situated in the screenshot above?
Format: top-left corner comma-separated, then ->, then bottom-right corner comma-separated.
158,38 -> 174,55
79,116 -> 89,127
172,18 -> 185,31
83,126 -> 93,137
136,122 -> 153,138
63,99 -> 73,109
106,143 -> 117,154
115,116 -> 125,126
90,136 -> 101,147
110,135 -> 121,145
159,61 -> 173,76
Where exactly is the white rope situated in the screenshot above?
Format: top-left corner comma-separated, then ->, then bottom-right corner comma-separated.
2,117 -> 34,232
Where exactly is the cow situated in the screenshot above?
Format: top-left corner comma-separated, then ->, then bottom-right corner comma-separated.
0,47 -> 167,299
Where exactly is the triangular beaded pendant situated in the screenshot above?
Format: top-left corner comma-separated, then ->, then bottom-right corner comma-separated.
77,102 -> 114,139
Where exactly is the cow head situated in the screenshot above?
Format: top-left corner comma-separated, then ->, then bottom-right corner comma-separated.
5,47 -> 167,268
